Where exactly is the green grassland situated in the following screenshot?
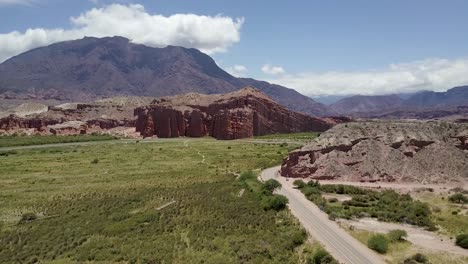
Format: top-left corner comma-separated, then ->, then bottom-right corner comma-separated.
0,134 -> 116,148
253,132 -> 319,142
414,191 -> 468,236
0,138 -> 306,263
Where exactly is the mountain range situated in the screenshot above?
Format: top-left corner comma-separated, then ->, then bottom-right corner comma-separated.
0,36 -> 332,116
329,86 -> 468,117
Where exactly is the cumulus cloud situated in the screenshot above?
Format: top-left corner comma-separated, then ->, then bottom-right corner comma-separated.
0,0 -> 35,6
261,64 -> 285,75
226,65 -> 248,77
0,4 -> 244,62
267,58 -> 468,97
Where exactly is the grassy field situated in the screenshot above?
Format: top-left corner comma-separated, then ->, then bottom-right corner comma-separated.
0,138 -> 311,263
414,191 -> 468,236
254,132 -> 319,142
0,134 -> 116,148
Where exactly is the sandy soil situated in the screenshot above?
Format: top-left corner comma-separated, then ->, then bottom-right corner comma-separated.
322,193 -> 352,202
339,218 -> 468,256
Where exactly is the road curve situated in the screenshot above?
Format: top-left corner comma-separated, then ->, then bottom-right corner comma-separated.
260,166 -> 385,264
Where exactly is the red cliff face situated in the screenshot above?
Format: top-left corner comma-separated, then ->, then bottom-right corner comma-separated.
135,87 -> 340,140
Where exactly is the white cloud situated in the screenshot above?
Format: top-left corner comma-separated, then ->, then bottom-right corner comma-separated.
226,65 -> 248,77
0,0 -> 35,6
267,58 -> 468,97
0,4 -> 244,62
261,64 -> 285,75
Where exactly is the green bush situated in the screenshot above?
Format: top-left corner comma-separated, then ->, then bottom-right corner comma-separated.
455,233 -> 468,249
307,247 -> 338,264
293,179 -> 306,188
367,234 -> 389,254
387,229 -> 407,242
263,195 -> 288,211
19,212 -> 37,224
263,179 -> 281,193
448,193 -> 468,204
403,253 -> 428,263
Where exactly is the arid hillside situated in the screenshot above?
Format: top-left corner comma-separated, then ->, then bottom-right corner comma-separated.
282,121 -> 468,184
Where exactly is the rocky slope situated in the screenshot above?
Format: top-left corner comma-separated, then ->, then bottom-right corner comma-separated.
0,36 -> 333,116
281,121 -> 468,184
135,87 -> 346,140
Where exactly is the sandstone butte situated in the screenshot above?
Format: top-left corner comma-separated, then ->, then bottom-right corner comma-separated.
134,87 -> 349,140
281,121 -> 468,184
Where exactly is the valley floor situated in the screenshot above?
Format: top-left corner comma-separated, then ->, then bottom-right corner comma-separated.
0,137 -> 305,263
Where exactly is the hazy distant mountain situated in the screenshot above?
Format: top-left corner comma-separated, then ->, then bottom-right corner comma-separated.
329,86 -> 468,117
330,95 -> 403,113
0,36 -> 333,116
403,86 -> 468,107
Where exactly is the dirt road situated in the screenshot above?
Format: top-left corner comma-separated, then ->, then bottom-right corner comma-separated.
260,166 -> 385,264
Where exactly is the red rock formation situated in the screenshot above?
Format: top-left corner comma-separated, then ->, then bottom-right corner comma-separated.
0,114 -> 59,131
135,87 -> 343,139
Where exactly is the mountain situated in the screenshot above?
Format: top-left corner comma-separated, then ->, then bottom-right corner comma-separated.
330,95 -> 403,113
0,36 -> 333,116
329,86 -> 468,118
403,86 -> 468,107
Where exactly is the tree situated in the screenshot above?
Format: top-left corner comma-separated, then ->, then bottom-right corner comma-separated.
367,234 -> 389,254
263,179 -> 281,193
388,229 -> 408,242
455,234 -> 468,249
263,195 -> 288,211
448,193 -> 468,204
293,179 -> 306,189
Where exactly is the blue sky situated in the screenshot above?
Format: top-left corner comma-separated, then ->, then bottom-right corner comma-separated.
1,0 -> 468,97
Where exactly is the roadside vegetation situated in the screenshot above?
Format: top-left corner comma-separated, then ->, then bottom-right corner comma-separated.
345,227 -> 468,264
305,244 -> 338,264
0,134 -> 116,147
293,180 -> 435,229
0,139 -> 305,263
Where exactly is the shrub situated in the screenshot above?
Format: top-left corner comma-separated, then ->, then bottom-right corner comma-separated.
263,179 -> 281,193
293,179 -> 306,188
367,234 -> 389,254
387,229 -> 407,242
455,234 -> 468,249
307,247 -> 338,264
19,212 -> 37,224
403,253 -> 428,263
448,193 -> 468,204
328,198 -> 338,203
309,248 -> 328,264
91,158 -> 99,164
263,195 -> 288,211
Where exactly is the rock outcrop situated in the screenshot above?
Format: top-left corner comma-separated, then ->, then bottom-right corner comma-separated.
135,87 -> 345,140
281,121 -> 468,184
